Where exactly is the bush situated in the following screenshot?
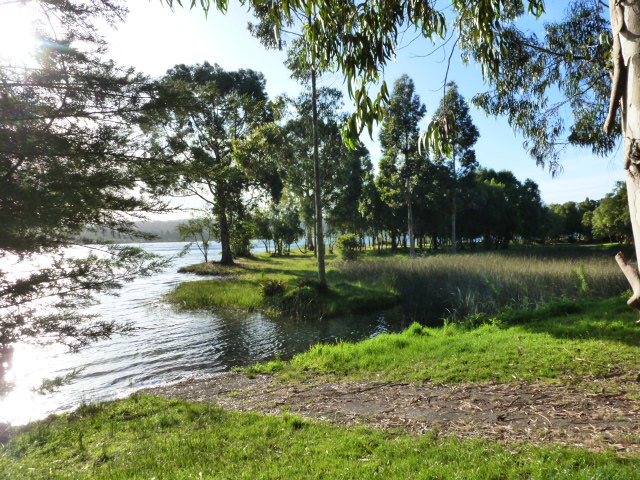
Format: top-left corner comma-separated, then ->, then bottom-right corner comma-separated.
337,234 -> 360,261
261,279 -> 286,297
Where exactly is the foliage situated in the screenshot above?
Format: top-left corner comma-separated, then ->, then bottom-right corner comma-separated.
591,182 -> 632,243
255,200 -> 304,256
0,0 -> 169,350
336,234 -> 360,261
468,0 -> 614,169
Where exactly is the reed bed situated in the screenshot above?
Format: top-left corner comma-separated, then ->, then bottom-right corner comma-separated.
340,249 -> 630,324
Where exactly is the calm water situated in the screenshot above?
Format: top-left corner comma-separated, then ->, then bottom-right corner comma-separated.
0,242 -> 411,425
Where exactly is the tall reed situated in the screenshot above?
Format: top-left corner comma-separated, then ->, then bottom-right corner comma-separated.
340,249 -> 629,324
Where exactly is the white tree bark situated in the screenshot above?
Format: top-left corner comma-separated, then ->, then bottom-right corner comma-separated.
608,1 -> 640,309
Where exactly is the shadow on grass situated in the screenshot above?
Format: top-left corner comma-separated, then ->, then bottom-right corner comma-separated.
499,296 -> 640,347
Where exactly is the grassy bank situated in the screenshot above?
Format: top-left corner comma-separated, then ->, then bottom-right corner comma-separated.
248,295 -> 640,387
1,394 -> 637,479
168,253 -> 399,318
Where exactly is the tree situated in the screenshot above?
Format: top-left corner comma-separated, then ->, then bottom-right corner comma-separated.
604,1 -> 640,306
1,0 -> 169,353
282,88 -> 344,262
141,62 -> 272,265
248,7 -> 331,288
431,82 -> 479,253
591,182 -> 632,243
378,74 -> 427,258
474,169 -> 544,248
325,144 -> 371,238
178,216 -> 217,262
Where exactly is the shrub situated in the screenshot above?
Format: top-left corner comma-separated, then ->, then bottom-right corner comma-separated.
337,234 -> 360,261
261,279 -> 286,297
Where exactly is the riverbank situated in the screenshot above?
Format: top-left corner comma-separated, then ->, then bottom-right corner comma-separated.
246,295 -> 640,386
168,253 -> 400,318
2,295 -> 639,478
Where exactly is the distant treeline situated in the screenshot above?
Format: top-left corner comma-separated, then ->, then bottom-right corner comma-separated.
81,220 -> 185,243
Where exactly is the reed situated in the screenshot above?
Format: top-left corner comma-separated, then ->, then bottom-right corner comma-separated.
340,248 -> 629,324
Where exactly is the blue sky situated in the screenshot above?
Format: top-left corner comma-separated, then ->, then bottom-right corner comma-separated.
107,1 -> 624,210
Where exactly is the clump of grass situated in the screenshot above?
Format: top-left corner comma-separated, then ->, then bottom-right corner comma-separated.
341,250 -> 628,324
1,395 -> 638,479
247,295 -> 640,385
261,279 -> 286,297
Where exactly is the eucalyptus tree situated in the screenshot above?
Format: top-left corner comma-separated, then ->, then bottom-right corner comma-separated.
473,169 -> 544,248
378,75 -> 427,257
1,0 -> 170,353
431,83 -> 479,252
248,8 -> 331,287
591,182 -> 632,244
325,144 -> 371,238
283,88 -> 345,257
141,63 -> 272,265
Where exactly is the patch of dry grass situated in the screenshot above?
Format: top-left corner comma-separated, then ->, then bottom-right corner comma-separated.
341,249 -> 628,323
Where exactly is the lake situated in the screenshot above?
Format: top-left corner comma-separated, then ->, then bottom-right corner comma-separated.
0,242 -> 411,425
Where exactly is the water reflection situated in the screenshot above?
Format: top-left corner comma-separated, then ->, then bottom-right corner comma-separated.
0,243 -> 411,425
0,346 -> 14,396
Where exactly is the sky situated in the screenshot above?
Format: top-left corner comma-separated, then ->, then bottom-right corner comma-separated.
31,1 -> 630,213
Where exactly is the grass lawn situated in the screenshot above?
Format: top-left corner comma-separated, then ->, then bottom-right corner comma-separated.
1,394 -> 637,479
167,253 -> 400,318
247,295 -> 640,388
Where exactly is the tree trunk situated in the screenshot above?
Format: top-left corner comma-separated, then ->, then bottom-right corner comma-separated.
451,151 -> 457,254
406,181 -> 416,258
608,2 -> 640,309
306,229 -> 314,252
311,68 -> 327,288
218,207 -> 234,265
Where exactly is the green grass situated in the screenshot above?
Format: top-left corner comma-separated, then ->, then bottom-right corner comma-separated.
247,295 -> 640,385
167,253 -> 399,318
1,394 -> 637,479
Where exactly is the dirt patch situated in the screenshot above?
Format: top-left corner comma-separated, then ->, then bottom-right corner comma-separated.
144,373 -> 640,453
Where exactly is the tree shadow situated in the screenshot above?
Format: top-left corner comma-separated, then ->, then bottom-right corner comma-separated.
501,298 -> 640,347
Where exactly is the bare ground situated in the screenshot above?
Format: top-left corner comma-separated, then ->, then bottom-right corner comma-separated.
144,373 -> 640,453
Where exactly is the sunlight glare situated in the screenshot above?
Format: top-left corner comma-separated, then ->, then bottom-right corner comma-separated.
0,4 -> 37,62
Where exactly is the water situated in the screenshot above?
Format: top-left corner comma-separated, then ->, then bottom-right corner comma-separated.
0,242 -> 410,425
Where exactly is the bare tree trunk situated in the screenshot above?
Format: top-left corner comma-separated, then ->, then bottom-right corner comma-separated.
306,229 -> 314,252
451,151 -> 457,254
219,207 -> 234,265
311,68 -> 327,288
607,2 -> 640,309
406,180 -> 416,258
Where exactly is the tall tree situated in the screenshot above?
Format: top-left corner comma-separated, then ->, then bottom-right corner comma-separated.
591,182 -> 632,244
283,88 -> 344,262
378,74 -> 427,258
141,63 -> 272,265
431,82 -> 479,253
1,0 -> 169,353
